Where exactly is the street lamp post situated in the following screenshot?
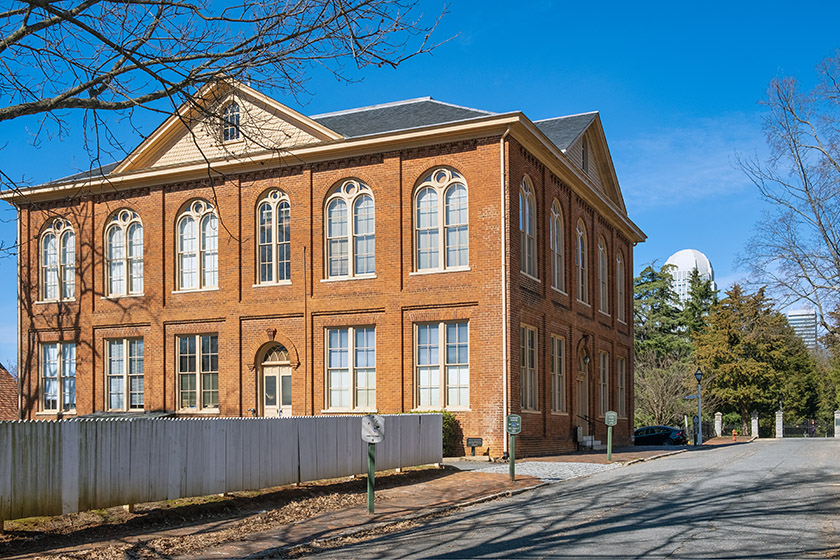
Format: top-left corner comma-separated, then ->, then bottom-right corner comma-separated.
695,368 -> 703,446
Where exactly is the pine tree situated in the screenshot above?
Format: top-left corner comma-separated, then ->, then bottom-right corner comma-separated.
682,268 -> 718,338
634,264 -> 691,360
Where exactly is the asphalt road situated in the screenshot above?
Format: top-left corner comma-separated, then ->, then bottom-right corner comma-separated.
302,439 -> 840,559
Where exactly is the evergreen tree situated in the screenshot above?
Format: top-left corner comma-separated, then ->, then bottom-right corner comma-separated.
682,268 -> 718,338
634,264 -> 691,360
694,284 -> 817,434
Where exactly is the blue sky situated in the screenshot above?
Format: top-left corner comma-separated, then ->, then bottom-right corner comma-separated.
1,0 -> 838,365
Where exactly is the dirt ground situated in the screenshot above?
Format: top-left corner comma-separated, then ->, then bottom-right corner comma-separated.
0,466 -> 452,560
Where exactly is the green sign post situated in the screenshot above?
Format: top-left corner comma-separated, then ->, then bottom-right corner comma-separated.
604,411 -> 618,462
361,415 -> 385,514
507,414 -> 521,481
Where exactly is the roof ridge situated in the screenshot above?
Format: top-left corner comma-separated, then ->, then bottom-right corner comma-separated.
311,97 -> 435,118
534,111 -> 598,123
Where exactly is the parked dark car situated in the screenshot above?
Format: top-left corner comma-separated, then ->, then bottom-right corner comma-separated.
634,426 -> 688,446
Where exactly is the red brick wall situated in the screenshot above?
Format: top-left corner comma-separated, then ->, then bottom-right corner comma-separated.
16,134 -> 636,457
0,366 -> 17,420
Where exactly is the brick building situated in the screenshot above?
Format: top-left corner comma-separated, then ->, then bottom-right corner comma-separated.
0,364 -> 18,420
3,81 -> 644,456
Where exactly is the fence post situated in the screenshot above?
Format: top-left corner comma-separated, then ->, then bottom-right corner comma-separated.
751,413 -> 759,439
714,412 -> 722,438
834,410 -> 840,439
775,410 -> 784,438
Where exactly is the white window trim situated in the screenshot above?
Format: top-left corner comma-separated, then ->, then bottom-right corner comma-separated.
222,100 -> 242,143
616,252 -> 627,324
576,220 -> 589,304
40,218 -> 75,302
550,200 -> 566,293
256,189 -> 291,285
325,326 -> 377,412
598,351 -> 610,417
414,321 -> 470,411
519,177 -> 538,278
520,324 -> 539,412
105,210 -> 144,297
177,333 -> 219,412
105,338 -> 144,412
617,357 -> 627,418
40,341 -> 76,413
176,200 -> 218,291
598,237 -> 609,315
324,179 -> 375,280
413,168 -> 469,272
550,335 -> 567,414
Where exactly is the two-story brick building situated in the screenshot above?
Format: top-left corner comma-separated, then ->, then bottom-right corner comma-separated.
3,80 -> 644,456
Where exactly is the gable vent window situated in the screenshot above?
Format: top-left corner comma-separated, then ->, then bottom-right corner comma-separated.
223,102 -> 241,142
581,137 -> 589,174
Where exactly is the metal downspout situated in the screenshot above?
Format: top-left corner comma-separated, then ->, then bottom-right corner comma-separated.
500,128 -> 510,453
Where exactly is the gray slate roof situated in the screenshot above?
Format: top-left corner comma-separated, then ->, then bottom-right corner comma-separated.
45,100 -> 596,185
534,113 -> 597,152
311,98 -> 494,138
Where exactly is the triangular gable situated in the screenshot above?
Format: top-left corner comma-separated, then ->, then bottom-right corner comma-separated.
563,114 -> 626,213
113,80 -> 342,174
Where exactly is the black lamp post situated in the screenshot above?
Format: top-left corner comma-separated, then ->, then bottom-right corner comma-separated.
694,368 -> 703,445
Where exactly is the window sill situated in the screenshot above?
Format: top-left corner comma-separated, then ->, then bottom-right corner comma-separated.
321,274 -> 377,283
521,409 -> 541,415
36,410 -> 76,417
35,298 -> 76,305
411,407 -> 471,413
550,286 -> 568,296
550,410 -> 569,416
252,280 -> 292,288
106,408 -> 146,413
617,319 -> 627,326
409,267 -> 471,276
101,294 -> 145,300
520,272 -> 541,283
320,408 -> 378,414
172,287 -> 219,294
598,310 -> 611,317
577,299 -> 591,307
177,408 -> 220,415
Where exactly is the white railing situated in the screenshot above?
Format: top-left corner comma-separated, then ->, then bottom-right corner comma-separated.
0,414 -> 442,523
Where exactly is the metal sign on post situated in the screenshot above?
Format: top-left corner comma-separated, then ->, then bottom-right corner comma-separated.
506,414 -> 521,481
604,411 -> 617,462
360,414 -> 385,514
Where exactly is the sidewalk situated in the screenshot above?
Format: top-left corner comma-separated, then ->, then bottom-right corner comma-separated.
6,440 -> 751,559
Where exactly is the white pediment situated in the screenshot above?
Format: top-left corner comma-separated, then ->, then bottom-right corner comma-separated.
114,81 -> 341,174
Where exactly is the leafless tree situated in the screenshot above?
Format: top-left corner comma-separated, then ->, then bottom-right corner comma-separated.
739,51 -> 840,334
0,0 -> 444,189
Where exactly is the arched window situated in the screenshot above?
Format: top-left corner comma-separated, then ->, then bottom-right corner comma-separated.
598,236 -> 609,314
223,102 -> 240,142
550,200 -> 565,292
414,168 -> 469,271
105,210 -> 143,296
40,218 -> 75,301
519,177 -> 537,277
177,200 -> 218,291
576,220 -> 588,303
325,179 -> 374,279
616,251 -> 626,323
257,189 -> 291,284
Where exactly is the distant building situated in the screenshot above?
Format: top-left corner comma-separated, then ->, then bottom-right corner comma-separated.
0,364 -> 18,420
664,249 -> 716,304
787,308 -> 818,349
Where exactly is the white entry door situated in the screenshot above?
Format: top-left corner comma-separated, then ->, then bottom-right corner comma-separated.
263,365 -> 292,417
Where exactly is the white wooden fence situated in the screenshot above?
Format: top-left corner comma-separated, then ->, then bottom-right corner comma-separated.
0,414 -> 442,523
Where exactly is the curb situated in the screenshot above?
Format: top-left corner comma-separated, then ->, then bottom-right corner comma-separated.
621,449 -> 687,466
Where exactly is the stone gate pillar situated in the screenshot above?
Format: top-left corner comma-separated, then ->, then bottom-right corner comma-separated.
714,412 -> 722,438
775,410 -> 784,438
751,413 -> 759,438
834,410 -> 840,439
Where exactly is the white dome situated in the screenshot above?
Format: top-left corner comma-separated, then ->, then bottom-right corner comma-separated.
665,249 -> 714,280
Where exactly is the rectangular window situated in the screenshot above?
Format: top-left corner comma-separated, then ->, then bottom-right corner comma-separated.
520,325 -> 538,411
599,352 -> 610,416
617,357 -> 627,418
177,334 -> 218,410
550,335 -> 566,413
416,321 -> 469,409
327,327 -> 376,410
107,338 -> 144,411
41,342 -> 76,412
